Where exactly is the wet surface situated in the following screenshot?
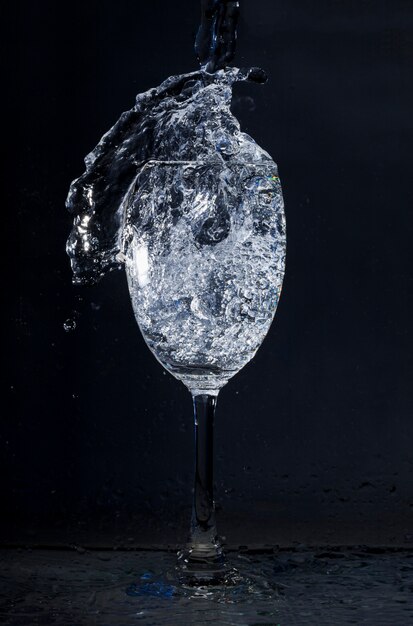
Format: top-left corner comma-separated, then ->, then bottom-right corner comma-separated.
0,548 -> 412,625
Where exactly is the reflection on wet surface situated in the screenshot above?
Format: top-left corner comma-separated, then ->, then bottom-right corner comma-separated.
0,548 -> 412,625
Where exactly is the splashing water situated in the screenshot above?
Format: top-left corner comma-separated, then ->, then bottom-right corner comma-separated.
66,66 -> 274,286
66,0 -> 247,284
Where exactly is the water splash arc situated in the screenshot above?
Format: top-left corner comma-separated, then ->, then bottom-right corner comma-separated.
66,67 -> 270,285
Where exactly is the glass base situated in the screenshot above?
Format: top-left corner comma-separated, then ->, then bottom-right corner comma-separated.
125,551 -> 285,601
177,543 -> 227,584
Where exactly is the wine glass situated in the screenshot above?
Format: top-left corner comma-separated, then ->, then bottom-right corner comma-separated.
124,159 -> 286,582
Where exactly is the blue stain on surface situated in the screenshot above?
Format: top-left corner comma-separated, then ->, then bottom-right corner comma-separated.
126,580 -> 175,598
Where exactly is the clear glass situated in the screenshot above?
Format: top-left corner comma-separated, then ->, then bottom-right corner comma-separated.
125,160 -> 285,581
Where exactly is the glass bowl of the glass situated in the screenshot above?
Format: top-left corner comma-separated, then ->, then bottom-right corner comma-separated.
124,159 -> 286,398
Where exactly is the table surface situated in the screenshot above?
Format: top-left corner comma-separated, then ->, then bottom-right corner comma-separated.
1,547 -> 412,625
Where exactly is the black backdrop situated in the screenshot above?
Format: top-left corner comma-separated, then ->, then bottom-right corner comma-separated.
4,0 -> 413,547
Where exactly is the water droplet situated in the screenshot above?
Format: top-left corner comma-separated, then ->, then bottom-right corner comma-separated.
63,318 -> 77,332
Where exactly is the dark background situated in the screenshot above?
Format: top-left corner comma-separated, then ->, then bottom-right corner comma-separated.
4,0 -> 413,548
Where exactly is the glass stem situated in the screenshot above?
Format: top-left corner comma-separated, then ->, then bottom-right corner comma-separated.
187,393 -> 224,567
